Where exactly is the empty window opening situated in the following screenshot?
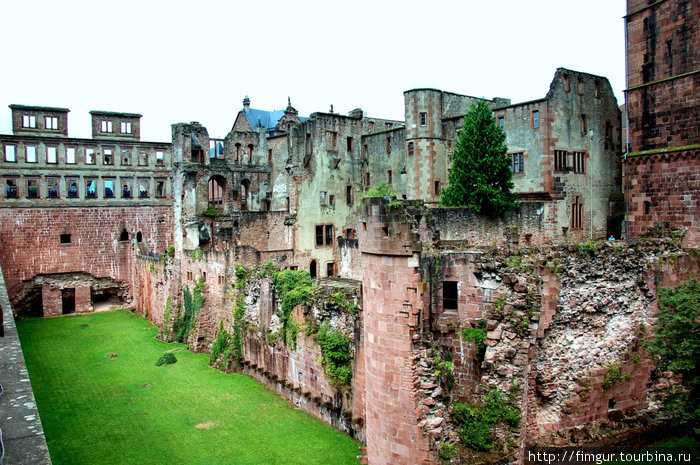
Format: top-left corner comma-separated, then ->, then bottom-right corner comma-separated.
120,121 -> 132,134
581,114 -> 587,134
156,180 -> 165,198
86,179 -> 97,198
122,182 -> 131,198
247,144 -> 254,163
346,136 -> 353,152
47,146 -> 57,163
268,149 -> 273,163
139,151 -> 148,166
104,180 -> 115,198
67,180 -> 78,198
139,179 -> 149,198
66,147 -> 76,164
61,288 -> 76,314
48,178 -> 59,198
155,151 -> 164,166
564,74 -> 570,92
103,148 -> 113,165
532,110 -> 539,129
6,179 -> 18,198
22,115 -> 37,128
608,398 -> 616,410
60,233 -> 71,244
554,150 -> 567,172
136,231 -> 143,243
573,152 -> 585,174
595,81 -> 600,98
326,262 -> 335,278
261,199 -> 270,211
644,200 -> 652,215
27,179 -> 38,198
119,229 -> 129,241
202,272 -> 207,281
420,112 -> 427,126
309,260 -> 317,279
240,179 -> 250,210
328,131 -> 338,151
571,196 -> 583,230
346,185 -> 353,205
286,196 -> 290,212
386,135 -> 391,154
4,145 -> 16,162
218,276 -> 224,285
387,170 -> 392,184
122,149 -> 131,165
434,180 -> 441,195
381,226 -> 389,236
208,177 -> 224,206
329,195 -> 335,207
85,148 -> 95,164
362,144 -> 368,161
512,152 -> 524,173
443,281 -> 458,310
101,120 -> 113,132
26,146 -> 37,163
325,225 -> 333,245
345,228 -> 354,239
577,78 -> 584,95
365,172 -> 370,188
45,116 -> 58,130
605,121 -> 612,140
408,141 -> 414,155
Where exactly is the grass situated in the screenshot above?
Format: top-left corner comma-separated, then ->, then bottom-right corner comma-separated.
17,310 -> 360,465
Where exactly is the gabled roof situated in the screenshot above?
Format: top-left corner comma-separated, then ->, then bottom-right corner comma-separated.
243,108 -> 285,131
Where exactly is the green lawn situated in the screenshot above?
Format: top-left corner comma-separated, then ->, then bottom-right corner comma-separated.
17,310 -> 360,465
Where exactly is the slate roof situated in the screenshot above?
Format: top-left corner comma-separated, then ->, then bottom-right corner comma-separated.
241,108 -> 307,132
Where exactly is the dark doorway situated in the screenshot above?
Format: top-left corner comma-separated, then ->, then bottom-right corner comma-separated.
91,288 -> 124,311
62,288 -> 76,314
310,260 -> 317,279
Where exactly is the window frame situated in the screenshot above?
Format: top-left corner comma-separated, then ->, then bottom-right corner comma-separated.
46,146 -> 58,164
4,144 -> 16,162
26,145 -> 37,163
45,116 -> 58,130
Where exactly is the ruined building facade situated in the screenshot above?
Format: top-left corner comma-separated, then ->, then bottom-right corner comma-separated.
1,54 -> 698,465
624,0 -> 699,240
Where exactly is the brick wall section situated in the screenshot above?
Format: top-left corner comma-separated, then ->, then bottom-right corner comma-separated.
626,149 -> 700,245
41,286 -> 62,316
0,206 -> 172,301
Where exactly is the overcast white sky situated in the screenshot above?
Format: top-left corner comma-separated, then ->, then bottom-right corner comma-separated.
0,0 -> 627,142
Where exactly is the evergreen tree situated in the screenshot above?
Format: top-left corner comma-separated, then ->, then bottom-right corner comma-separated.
439,100 -> 517,218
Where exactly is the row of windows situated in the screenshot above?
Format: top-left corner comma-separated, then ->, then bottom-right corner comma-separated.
100,120 -> 132,134
554,150 -> 586,173
4,176 -> 167,200
2,144 -> 165,166
21,115 -> 59,130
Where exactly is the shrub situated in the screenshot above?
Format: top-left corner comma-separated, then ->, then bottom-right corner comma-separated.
452,390 -> 520,451
155,353 -> 177,366
317,323 -> 352,386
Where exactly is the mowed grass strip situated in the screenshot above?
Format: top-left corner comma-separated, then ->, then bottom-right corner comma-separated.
17,310 -> 360,465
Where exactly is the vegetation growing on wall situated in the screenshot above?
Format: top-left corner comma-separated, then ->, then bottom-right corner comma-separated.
210,320 -> 233,370
644,278 -> 699,433
159,296 -> 172,341
232,264 -> 247,361
201,205 -> 218,217
317,323 -> 353,387
173,277 -> 205,344
190,247 -> 203,261
271,270 -> 315,347
362,182 -> 396,198
452,389 -> 521,451
329,291 -> 358,314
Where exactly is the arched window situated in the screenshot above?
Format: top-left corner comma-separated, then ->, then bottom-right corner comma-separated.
309,260 -> 317,279
234,143 -> 241,165
136,231 -> 143,243
240,179 -> 250,211
119,229 -> 129,241
208,176 -> 225,206
247,144 -> 254,164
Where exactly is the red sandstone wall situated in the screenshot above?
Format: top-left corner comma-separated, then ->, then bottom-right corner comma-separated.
0,206 -> 173,302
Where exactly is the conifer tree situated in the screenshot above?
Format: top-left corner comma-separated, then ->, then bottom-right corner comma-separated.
439,100 -> 517,218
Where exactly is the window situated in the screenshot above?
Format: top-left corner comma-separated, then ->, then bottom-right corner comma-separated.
365,172 -> 370,188
122,149 -> 131,165
554,150 -> 567,172
573,151 -> 585,174
4,145 -> 16,162
644,200 -> 651,215
595,81 -> 600,98
22,115 -> 37,128
45,116 -> 58,130
187,271 -> 193,281
571,196 -> 583,230
605,121 -> 612,140
387,170 -> 392,184
247,144 -> 254,163
104,180 -> 115,198
139,151 -> 148,166
119,229 -> 129,241
498,117 -> 504,129
315,224 -> 333,247
362,144 -> 368,161
564,74 -> 571,92
319,191 -> 327,205
345,228 -> 354,239
101,120 -> 113,133
434,180 -> 441,195
581,114 -> 587,134
420,112 -> 427,126
26,146 -> 37,163
326,262 -> 335,278
385,123 -> 392,129
47,178 -> 59,198
103,148 -> 113,165
368,122 -> 374,132
86,179 -> 97,198
408,141 -> 414,155
329,194 -> 335,206
66,147 -> 76,164
6,179 -> 17,198
25,180 -> 38,198
386,135 -> 391,154
208,178 -> 223,205
346,185 -> 353,205
67,179 -> 78,198
512,152 -> 525,173
47,146 -> 57,164
120,122 -> 132,134
122,181 -> 132,198
85,148 -> 95,164
155,151 -> 164,166
346,136 -> 353,152
268,149 -> 273,163
60,234 -> 71,244
443,281 -> 458,310
218,276 -> 224,286
532,110 -> 539,129
139,179 -> 149,198
577,78 -> 584,95
328,131 -> 338,151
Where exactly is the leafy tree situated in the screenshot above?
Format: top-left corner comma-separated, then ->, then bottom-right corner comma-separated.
644,278 -> 699,434
439,100 -> 517,218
